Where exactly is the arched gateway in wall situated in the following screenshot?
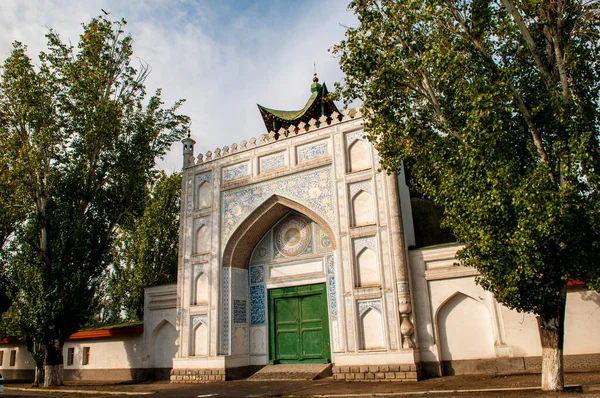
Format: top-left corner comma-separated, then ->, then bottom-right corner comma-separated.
219,189 -> 338,367
170,76 -> 419,382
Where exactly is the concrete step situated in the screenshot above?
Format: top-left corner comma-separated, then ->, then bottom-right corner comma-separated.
248,363 -> 332,381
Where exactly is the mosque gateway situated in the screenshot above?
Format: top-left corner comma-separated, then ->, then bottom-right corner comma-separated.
3,75 -> 599,382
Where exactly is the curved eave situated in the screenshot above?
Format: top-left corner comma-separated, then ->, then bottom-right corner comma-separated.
258,90 -> 320,122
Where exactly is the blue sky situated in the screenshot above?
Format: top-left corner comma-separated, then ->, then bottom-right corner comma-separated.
0,0 -> 356,171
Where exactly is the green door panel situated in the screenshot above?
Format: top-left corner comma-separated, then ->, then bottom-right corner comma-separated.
268,283 -> 331,364
275,297 -> 299,360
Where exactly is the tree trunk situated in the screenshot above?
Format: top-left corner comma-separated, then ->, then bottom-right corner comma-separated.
44,364 -> 63,387
44,340 -> 64,387
33,366 -> 44,387
537,289 -> 567,392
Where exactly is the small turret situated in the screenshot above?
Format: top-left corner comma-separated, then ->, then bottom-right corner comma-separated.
182,132 -> 196,167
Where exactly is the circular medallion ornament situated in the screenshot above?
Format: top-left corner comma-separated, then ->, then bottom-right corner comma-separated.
275,217 -> 310,257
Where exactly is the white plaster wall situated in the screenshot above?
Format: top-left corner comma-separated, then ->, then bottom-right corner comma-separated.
143,284 -> 177,368
63,336 -> 143,370
564,289 -> 600,354
411,245 -> 600,363
0,344 -> 35,370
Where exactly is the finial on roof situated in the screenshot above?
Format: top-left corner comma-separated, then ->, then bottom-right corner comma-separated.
187,131 -> 191,138
313,73 -> 319,83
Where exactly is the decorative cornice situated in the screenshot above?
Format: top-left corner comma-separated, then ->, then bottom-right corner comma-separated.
187,107 -> 363,168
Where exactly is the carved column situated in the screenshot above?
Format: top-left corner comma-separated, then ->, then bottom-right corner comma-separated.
386,172 -> 415,349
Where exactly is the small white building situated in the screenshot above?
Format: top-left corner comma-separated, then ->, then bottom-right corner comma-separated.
0,285 -> 177,381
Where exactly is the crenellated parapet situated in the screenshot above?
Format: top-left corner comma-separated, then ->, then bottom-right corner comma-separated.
186,107 -> 363,168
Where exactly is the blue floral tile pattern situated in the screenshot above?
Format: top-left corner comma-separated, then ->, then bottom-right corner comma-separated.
233,299 -> 247,324
221,166 -> 335,244
327,254 -> 334,274
196,172 -> 211,187
298,141 -> 328,162
261,154 -> 285,172
250,285 -> 265,324
328,276 -> 337,318
249,265 -> 264,284
222,269 -> 230,353
223,163 -> 250,182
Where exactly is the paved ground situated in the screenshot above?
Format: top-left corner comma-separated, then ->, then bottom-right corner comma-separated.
3,371 -> 600,398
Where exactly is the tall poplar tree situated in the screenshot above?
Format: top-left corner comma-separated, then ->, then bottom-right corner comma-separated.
0,17 -> 189,386
334,0 -> 600,391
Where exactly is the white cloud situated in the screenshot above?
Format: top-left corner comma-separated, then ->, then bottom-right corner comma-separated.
0,0 -> 356,172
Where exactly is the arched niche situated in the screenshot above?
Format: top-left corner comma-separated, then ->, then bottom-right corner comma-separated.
152,320 -> 178,368
197,181 -> 212,209
436,292 -> 495,361
194,272 -> 208,304
195,225 -> 209,254
356,247 -> 379,287
352,190 -> 375,226
222,195 -> 335,269
359,308 -> 385,350
348,139 -> 371,172
193,322 -> 208,356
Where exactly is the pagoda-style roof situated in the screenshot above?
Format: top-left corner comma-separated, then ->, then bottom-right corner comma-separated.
257,75 -> 339,134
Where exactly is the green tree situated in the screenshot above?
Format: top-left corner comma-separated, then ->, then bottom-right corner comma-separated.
99,171 -> 182,323
0,17 -> 189,386
334,0 -> 600,391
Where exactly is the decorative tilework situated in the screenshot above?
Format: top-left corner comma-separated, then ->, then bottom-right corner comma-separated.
223,163 -> 250,182
358,299 -> 382,316
275,217 -> 310,257
251,233 -> 271,263
186,173 -> 194,214
193,217 -> 210,230
298,141 -> 328,161
221,166 -> 335,244
319,228 -> 332,251
353,236 -> 377,253
349,180 -> 373,198
231,268 -> 249,299
192,315 -> 208,328
346,131 -> 366,144
233,299 -> 247,324
249,265 -> 264,284
261,154 -> 285,171
222,268 -> 230,354
250,285 -> 265,324
328,276 -> 337,318
327,254 -> 334,274
196,172 -> 211,187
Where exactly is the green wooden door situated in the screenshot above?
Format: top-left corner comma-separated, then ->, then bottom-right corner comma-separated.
268,283 -> 330,364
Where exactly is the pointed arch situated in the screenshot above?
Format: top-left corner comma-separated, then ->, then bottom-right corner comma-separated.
195,225 -> 209,254
359,308 -> 385,350
435,292 -> 495,361
151,319 -> 178,368
356,247 -> 379,287
352,189 -> 375,226
348,139 -> 372,172
193,322 -> 209,356
222,195 -> 335,269
197,181 -> 212,209
194,272 -> 209,304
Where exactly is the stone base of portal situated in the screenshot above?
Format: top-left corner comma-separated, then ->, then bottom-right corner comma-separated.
170,368 -> 225,383
332,363 -> 421,381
